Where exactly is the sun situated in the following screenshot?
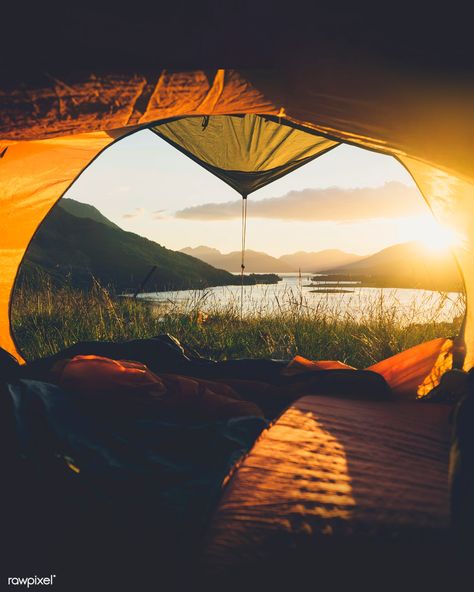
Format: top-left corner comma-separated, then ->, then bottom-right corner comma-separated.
398,215 -> 460,253
417,221 -> 459,253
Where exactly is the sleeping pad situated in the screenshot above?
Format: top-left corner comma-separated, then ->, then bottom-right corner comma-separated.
201,395 -> 457,588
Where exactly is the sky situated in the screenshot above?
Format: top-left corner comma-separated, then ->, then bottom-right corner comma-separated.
65,128 -> 440,257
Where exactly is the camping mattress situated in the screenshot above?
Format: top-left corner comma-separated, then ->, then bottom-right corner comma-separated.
202,395 -> 452,577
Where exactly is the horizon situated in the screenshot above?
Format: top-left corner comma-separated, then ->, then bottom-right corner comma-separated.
178,239 -> 447,259
62,196 -> 456,267
64,129 -> 454,257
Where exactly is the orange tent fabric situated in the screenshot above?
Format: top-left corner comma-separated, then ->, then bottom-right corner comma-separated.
0,132 -> 118,360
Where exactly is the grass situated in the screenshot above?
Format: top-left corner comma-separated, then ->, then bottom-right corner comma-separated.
11,274 -> 465,367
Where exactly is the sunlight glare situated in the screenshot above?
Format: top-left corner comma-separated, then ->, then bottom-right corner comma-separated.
397,215 -> 460,253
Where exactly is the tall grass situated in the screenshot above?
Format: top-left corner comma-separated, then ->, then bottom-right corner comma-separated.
11,274 -> 465,366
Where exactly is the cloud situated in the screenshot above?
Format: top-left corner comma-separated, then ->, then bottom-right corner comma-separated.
122,207 -> 145,219
174,182 -> 426,222
121,208 -> 168,220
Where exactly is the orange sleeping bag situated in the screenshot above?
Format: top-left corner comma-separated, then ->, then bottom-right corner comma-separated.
51,337 -> 454,422
285,337 -> 454,398
53,355 -> 264,421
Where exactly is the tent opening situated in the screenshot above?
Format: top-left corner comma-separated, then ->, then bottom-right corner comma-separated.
9,124 -> 465,387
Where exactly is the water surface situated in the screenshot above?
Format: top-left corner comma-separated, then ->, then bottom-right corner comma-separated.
138,273 -> 463,324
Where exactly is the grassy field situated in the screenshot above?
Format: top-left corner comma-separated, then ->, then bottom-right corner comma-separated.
11,276 -> 465,367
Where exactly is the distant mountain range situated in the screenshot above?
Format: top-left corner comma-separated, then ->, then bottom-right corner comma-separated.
327,241 -> 462,291
180,246 -> 361,273
180,246 -> 294,273
181,242 -> 463,291
19,200 -> 275,292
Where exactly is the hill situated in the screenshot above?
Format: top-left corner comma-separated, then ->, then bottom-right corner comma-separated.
327,241 -> 463,291
58,198 -> 121,230
279,249 -> 363,272
180,246 -> 294,273
19,201 -> 270,292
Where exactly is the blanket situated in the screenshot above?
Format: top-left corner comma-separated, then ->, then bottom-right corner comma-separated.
2,378 -> 267,587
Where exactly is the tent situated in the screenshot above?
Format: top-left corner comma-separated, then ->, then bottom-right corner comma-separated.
1,9 -> 474,379
3,10 -> 474,587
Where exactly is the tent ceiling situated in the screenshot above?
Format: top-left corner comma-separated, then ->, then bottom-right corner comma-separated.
151,115 -> 339,195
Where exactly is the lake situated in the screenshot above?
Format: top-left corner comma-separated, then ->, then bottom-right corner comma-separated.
138,273 -> 464,325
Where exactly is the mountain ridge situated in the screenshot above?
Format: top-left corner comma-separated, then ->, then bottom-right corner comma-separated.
58,198 -> 121,230
181,246 -> 363,273
19,200 -> 278,292
326,240 -> 462,291
180,246 -> 295,273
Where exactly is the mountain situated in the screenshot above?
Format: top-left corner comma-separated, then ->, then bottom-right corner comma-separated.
180,245 -> 222,258
327,241 -> 462,291
279,250 -> 363,272
180,246 -> 294,272
58,198 -> 121,230
181,246 -> 363,273
19,200 -> 261,292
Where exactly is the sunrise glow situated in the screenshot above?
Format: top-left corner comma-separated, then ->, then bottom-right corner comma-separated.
397,215 -> 460,253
